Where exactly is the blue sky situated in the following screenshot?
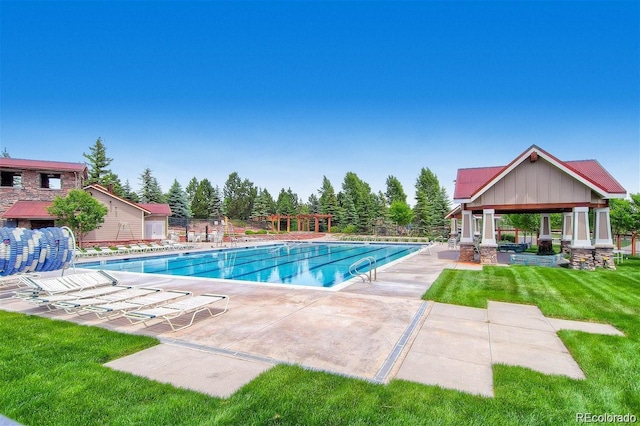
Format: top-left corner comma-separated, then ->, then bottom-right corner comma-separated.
1,1 -> 638,205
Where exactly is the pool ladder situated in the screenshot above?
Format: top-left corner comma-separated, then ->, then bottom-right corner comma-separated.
349,256 -> 377,283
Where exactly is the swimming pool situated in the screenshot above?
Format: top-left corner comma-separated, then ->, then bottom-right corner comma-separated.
80,243 -> 420,288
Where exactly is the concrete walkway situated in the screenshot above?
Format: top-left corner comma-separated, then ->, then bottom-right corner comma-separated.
0,243 -> 624,398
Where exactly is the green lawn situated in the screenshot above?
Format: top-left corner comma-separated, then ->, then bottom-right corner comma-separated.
1,260 -> 639,425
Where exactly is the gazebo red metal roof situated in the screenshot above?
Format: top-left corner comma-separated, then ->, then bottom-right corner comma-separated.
454,146 -> 626,201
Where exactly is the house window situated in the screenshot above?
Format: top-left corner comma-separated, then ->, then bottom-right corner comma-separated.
0,171 -> 22,188
41,173 -> 62,189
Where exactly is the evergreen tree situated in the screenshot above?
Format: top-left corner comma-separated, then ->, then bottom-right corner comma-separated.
210,185 -> 224,219
185,177 -> 199,206
101,171 -> 124,197
191,179 -> 215,218
342,172 -> 374,232
276,188 -> 295,215
121,179 -> 139,203
166,179 -> 190,218
138,168 -> 164,203
414,168 -> 450,237
307,193 -> 320,214
251,188 -> 275,220
385,175 -> 407,205
318,176 -> 340,228
1,148 -> 10,158
223,172 -> 257,220
83,137 -> 113,185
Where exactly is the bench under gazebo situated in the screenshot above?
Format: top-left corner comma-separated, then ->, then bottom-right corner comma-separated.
448,145 -> 626,270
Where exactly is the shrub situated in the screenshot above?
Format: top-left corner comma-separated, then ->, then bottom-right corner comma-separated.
501,234 -> 516,243
342,225 -> 358,234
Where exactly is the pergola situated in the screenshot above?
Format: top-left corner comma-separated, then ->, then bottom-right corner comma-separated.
268,214 -> 332,233
448,145 -> 626,270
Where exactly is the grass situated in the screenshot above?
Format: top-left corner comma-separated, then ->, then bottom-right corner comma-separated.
1,260 -> 639,425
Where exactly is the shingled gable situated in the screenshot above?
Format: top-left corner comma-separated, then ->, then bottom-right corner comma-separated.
453,145 -> 626,203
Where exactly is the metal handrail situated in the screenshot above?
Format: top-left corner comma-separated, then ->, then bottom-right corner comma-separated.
349,256 -> 377,283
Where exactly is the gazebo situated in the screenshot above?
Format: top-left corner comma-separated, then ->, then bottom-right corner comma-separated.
268,214 -> 332,233
448,145 -> 626,270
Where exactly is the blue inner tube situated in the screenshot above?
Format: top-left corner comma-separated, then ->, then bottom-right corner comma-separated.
0,227 -> 76,275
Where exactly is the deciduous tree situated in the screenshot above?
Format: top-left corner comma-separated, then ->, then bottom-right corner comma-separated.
47,189 -> 108,245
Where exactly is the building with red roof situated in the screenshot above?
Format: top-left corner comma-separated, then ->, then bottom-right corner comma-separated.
449,145 -> 626,270
0,158 -> 171,244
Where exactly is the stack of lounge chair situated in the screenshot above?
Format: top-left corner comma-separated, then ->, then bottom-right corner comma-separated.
12,270 -> 228,331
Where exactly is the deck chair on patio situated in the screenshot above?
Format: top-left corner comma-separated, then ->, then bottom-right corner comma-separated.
28,285 -> 132,309
83,289 -> 192,319
16,271 -> 118,299
52,287 -> 162,314
123,293 -> 229,331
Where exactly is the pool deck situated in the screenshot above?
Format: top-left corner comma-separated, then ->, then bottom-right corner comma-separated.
0,240 -> 623,398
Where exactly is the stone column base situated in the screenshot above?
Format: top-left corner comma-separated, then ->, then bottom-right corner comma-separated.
560,240 -> 571,254
459,243 -> 476,262
569,247 -> 595,271
538,239 -> 554,255
594,246 -> 616,270
480,245 -> 497,265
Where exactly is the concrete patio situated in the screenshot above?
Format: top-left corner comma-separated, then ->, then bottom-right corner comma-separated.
0,242 -> 624,398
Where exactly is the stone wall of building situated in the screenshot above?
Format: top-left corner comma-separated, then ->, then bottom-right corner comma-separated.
0,170 -> 82,216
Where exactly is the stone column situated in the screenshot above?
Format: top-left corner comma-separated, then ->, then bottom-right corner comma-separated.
569,207 -> 594,270
459,209 -> 475,262
537,213 -> 554,255
561,212 -> 572,254
593,207 -> 616,269
479,209 -> 497,264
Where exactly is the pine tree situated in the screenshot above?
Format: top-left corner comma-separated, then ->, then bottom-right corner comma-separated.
185,177 -> 199,206
385,175 -> 407,205
121,179 -> 139,203
307,193 -> 320,214
83,137 -> 113,185
414,168 -> 450,237
251,188 -> 274,220
138,168 -> 164,203
166,179 -> 190,218
318,176 -> 340,227
191,179 -> 214,218
210,186 -> 224,219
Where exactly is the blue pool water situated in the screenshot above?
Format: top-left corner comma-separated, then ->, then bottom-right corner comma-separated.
80,243 -> 420,288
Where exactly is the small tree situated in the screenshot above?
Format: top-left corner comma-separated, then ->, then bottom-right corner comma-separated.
47,189 -> 108,245
389,200 -> 414,229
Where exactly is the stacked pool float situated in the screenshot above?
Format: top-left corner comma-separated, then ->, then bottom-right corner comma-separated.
0,227 -> 75,276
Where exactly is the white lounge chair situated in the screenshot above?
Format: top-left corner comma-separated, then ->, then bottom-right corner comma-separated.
124,293 -> 229,331
83,289 -> 192,319
52,287 -> 162,314
16,271 -> 118,298
28,285 -> 132,309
